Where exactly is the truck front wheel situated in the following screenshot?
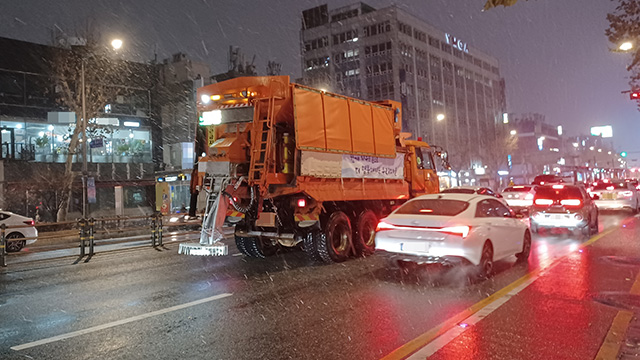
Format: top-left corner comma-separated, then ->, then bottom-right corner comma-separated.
353,210 -> 377,256
316,211 -> 352,263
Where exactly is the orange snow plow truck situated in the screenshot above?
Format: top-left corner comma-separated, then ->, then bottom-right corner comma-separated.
178,76 -> 443,262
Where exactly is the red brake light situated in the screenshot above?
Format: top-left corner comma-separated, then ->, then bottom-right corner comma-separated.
535,199 -> 554,206
525,193 -> 534,200
376,221 -> 396,231
560,199 -> 582,206
552,184 -> 564,189
513,186 -> 524,189
440,225 -> 471,238
24,220 -> 34,226
297,198 -> 306,207
419,209 -> 433,213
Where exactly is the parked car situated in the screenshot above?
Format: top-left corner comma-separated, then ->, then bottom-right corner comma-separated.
441,186 -> 502,198
501,185 -> 537,214
529,184 -> 598,236
375,193 -> 530,278
2,210 -> 38,252
532,174 -> 564,186
589,180 -> 640,213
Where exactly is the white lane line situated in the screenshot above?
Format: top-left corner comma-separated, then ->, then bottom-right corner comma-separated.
407,277 -> 538,359
11,293 -> 233,351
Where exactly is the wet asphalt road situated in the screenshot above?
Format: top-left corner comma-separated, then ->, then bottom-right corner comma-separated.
0,213 -> 632,360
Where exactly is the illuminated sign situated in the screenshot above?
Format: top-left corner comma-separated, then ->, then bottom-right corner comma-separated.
199,110 -> 222,126
445,33 -> 469,53
590,125 -> 613,138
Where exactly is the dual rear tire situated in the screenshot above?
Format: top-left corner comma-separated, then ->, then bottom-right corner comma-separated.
304,210 -> 378,264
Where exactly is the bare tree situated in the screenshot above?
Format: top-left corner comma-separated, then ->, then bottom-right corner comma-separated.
49,34 -> 125,221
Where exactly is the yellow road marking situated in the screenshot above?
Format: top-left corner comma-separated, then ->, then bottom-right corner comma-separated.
595,311 -> 633,360
381,227 -> 617,360
595,261 -> 640,359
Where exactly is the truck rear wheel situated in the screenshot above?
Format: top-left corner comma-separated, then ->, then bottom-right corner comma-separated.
235,234 -> 276,258
316,211 -> 352,263
354,210 -> 377,256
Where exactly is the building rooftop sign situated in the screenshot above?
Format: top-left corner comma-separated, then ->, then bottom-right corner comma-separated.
445,33 -> 469,53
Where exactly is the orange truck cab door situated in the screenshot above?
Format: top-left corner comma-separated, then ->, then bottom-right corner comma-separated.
407,146 -> 439,196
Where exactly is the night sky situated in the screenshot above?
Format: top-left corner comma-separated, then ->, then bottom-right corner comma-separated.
1,0 -> 637,152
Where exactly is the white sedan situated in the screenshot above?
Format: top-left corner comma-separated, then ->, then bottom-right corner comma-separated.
2,210 -> 38,252
375,193 -> 531,278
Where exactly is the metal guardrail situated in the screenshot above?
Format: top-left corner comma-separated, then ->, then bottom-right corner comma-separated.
0,212 -> 203,267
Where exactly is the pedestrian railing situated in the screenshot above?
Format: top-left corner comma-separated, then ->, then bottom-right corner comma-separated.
0,212 -> 203,267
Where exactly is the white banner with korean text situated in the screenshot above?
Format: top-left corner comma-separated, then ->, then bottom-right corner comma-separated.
341,154 -> 404,179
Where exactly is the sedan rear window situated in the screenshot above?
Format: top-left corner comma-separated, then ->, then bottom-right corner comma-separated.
534,186 -> 583,200
441,188 -> 475,194
592,182 -> 626,190
503,186 -> 532,192
395,199 -> 469,216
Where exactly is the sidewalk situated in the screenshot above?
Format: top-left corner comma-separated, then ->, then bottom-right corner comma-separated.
400,217 -> 640,359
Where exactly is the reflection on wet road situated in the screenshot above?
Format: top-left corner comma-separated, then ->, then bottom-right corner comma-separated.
0,212 -> 634,360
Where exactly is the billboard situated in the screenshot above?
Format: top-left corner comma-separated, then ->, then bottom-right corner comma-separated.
591,125 -> 613,138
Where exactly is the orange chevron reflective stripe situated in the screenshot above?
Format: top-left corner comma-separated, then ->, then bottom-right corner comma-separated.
226,210 -> 245,218
294,214 -> 319,222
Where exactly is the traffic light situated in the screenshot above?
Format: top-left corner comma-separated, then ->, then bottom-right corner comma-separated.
631,91 -> 640,100
621,151 -> 628,157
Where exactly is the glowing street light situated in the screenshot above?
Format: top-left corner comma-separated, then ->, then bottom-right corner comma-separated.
436,113 -> 445,121
620,41 -> 633,51
111,39 -> 123,50
510,130 -> 517,135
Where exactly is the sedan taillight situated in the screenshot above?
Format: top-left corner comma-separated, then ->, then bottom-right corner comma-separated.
23,220 -> 34,226
440,225 -> 471,238
560,199 -> 582,206
376,221 -> 396,231
619,191 -> 634,198
534,198 -> 554,206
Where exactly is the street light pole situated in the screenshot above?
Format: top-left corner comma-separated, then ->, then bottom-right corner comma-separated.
81,59 -> 88,219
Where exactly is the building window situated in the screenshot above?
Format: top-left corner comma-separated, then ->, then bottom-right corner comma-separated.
398,21 -> 412,37
332,30 -> 358,45
305,56 -> 330,71
364,42 -> 392,57
428,36 -> 440,48
364,20 -> 391,37
303,36 -> 329,52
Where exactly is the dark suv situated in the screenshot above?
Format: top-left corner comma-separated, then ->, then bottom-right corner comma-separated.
529,184 -> 598,236
532,174 -> 564,186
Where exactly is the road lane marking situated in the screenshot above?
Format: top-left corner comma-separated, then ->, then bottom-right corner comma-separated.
595,311 -> 633,360
595,265 -> 640,359
11,292 -> 233,351
381,227 -> 617,360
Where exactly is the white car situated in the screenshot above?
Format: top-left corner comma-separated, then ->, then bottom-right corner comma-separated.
2,210 -> 38,252
501,185 -> 536,213
375,193 -> 531,278
590,180 -> 640,213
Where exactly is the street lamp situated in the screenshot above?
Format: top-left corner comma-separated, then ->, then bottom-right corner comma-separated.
436,113 -> 445,121
620,41 -> 634,51
111,39 -> 123,50
510,130 -> 517,135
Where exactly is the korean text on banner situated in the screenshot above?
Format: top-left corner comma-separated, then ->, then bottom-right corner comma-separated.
341,154 -> 404,179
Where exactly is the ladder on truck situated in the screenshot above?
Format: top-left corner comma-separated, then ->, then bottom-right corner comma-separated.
248,84 -> 279,189
178,176 -> 229,256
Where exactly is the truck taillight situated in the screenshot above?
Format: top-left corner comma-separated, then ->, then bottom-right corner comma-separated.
297,198 -> 306,207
